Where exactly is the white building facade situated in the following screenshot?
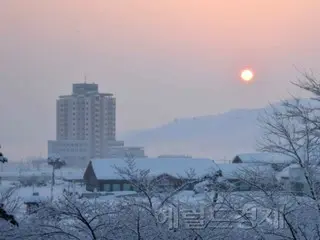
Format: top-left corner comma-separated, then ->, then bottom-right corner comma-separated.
48,83 -> 144,166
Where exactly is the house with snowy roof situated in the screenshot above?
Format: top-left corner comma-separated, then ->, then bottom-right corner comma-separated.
232,152 -> 294,170
276,164 -> 320,195
83,157 -> 216,192
232,153 -> 320,194
83,157 -> 281,193
208,163 -> 277,191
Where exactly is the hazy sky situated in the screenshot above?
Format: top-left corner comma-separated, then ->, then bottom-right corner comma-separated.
1,0 -> 320,159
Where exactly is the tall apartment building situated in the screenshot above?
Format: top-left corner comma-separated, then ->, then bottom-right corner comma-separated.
48,83 -> 144,166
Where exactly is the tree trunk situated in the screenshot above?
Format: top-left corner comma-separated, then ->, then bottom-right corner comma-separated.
51,167 -> 55,202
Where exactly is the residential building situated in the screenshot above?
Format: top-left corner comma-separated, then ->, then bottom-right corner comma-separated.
48,83 -> 145,166
231,153 -> 320,194
232,152 -> 293,170
276,164 -> 320,195
83,157 -> 215,192
215,163 -> 276,191
83,157 -> 279,193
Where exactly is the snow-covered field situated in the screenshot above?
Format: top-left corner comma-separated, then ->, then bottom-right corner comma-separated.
0,177 -> 225,216
0,165 -> 85,180
0,180 -> 84,216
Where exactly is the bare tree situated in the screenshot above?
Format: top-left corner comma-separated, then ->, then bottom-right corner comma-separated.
113,155 -> 239,240
113,154 -> 205,217
0,145 -> 8,173
17,194 -> 121,240
0,147 -> 18,229
255,72 -> 320,239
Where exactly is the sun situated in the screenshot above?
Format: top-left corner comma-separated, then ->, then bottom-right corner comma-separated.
240,69 -> 254,82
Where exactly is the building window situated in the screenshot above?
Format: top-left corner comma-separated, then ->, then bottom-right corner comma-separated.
104,184 -> 111,191
112,184 -> 121,191
123,184 -> 132,191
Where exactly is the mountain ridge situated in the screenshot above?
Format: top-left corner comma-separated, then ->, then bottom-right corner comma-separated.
120,98 -> 316,161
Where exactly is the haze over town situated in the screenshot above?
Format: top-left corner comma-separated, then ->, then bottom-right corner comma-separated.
1,1 -> 320,160
3,2 -> 320,240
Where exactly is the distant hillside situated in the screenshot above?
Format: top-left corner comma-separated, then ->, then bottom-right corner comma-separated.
121,108 -> 263,161
120,98 -> 317,161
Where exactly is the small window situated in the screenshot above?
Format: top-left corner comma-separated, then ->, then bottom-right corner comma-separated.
112,184 -> 121,191
103,184 -> 111,192
123,183 -> 132,191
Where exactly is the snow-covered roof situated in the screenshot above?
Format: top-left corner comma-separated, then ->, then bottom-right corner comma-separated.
276,164 -> 300,180
233,152 -> 294,164
276,164 -> 320,181
89,157 -> 215,180
214,163 -> 275,179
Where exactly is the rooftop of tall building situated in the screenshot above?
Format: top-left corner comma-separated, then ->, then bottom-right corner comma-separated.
72,82 -> 98,95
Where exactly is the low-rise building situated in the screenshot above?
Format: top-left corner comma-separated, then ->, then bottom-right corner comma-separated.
276,164 -> 320,195
83,153 -> 301,194
212,163 -> 276,191
232,152 -> 293,170
48,140 -> 89,167
83,157 -> 215,192
106,146 -> 145,158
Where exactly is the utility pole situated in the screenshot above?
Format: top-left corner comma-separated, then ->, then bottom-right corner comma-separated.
48,154 -> 66,202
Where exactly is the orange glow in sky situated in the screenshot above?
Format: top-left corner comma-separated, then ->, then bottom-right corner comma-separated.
1,0 -> 320,159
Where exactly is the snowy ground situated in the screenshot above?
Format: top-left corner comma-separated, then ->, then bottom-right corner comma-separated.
0,170 -> 304,222
0,178 -> 216,215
